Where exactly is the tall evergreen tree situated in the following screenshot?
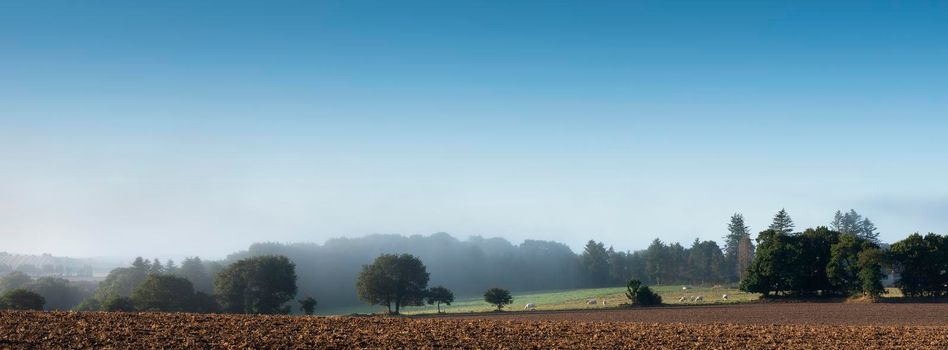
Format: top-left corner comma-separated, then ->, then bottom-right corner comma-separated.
831,209 -> 879,242
580,240 -> 611,287
724,213 -> 751,281
769,209 -> 795,235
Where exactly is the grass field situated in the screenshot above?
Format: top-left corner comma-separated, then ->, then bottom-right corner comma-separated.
402,285 -> 758,315
322,286 -> 908,315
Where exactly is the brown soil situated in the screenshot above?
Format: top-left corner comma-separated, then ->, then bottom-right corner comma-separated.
425,302 -> 948,326
1,305 -> 947,349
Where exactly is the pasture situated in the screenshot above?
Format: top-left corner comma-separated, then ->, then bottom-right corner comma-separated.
403,285 -> 756,315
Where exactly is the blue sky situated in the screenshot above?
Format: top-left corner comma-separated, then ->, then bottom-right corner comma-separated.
1,1 -> 946,258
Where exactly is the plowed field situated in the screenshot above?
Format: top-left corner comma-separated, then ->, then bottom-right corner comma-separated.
432,302 -> 948,325
2,304 -> 947,349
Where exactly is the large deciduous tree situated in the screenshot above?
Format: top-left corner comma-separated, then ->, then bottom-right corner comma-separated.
0,289 -> 45,310
215,255 -> 298,314
888,233 -> 948,297
355,254 -> 429,314
131,274 -> 195,312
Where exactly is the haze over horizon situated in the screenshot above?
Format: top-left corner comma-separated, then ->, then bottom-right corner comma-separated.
2,1 -> 947,258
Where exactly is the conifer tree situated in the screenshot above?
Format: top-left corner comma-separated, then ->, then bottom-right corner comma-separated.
769,209 -> 795,234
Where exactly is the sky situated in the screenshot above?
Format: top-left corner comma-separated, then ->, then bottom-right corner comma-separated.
1,1 -> 947,259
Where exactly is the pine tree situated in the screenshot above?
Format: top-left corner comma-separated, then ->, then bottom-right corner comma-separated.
724,213 -> 751,281
830,209 -> 879,243
769,209 -> 795,235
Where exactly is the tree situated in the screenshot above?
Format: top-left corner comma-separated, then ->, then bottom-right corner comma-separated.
73,297 -> 101,311
131,273 -> 195,312
686,240 -> 726,285
190,292 -> 220,313
0,289 -> 45,310
425,286 -> 454,313
580,240 -> 610,287
736,235 -> 755,281
857,247 -> 885,297
888,233 -> 948,297
740,229 -> 803,296
483,288 -> 513,310
95,259 -> 152,301
355,254 -> 429,314
624,279 -> 642,304
769,209 -> 795,235
796,227 -> 839,295
831,209 -> 879,243
150,259 -> 164,274
724,213 -> 751,280
827,234 -> 864,295
177,257 -> 213,294
103,296 -> 136,312
644,239 -> 667,285
216,255 -> 298,314
624,279 -> 661,306
827,232 -> 884,297
25,277 -> 85,310
0,271 -> 32,292
298,296 -> 317,315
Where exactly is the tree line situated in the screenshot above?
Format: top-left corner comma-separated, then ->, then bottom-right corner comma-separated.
740,210 -> 946,298
2,208 -> 944,313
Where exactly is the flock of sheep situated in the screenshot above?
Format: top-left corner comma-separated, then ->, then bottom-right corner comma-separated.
521,287 -> 731,310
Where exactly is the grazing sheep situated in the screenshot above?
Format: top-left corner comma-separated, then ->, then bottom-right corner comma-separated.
601,299 -> 608,305
587,299 -> 597,305
681,286 -> 689,290
678,296 -> 687,303
693,295 -> 703,302
524,303 -> 536,310
722,294 -> 729,301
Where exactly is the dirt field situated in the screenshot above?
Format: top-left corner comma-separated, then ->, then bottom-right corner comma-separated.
2,304 -> 947,349
428,302 -> 948,326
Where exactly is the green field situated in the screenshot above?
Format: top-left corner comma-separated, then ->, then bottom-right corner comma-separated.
321,286 -> 908,315
400,285 -> 758,315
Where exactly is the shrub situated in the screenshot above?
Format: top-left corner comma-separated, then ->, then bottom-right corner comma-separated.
625,279 -> 662,306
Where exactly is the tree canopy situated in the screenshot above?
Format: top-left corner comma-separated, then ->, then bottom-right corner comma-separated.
425,286 -> 454,313
215,255 -> 298,314
131,274 -> 195,312
355,253 -> 429,314
483,288 -> 513,310
0,289 -> 45,310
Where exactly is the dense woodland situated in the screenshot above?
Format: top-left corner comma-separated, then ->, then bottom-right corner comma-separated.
0,209 -> 945,313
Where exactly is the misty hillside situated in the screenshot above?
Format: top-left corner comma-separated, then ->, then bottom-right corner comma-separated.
224,233 -> 582,310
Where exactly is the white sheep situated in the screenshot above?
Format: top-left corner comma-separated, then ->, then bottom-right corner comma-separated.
601,299 -> 608,305
678,296 -> 687,303
587,299 -> 597,305
693,295 -> 703,302
524,303 -> 536,310
722,294 -> 729,301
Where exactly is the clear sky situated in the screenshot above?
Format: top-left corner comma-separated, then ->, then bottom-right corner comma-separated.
1,1 -> 946,258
